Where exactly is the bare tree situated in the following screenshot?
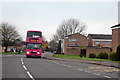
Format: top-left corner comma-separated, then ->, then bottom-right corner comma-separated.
50,34 -> 59,42
50,18 -> 87,52
49,34 -> 59,51
56,18 -> 87,39
0,23 -> 22,53
49,40 -> 58,51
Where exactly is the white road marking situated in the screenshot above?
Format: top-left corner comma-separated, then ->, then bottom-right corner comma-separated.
63,65 -> 67,66
22,61 -> 24,65
96,74 -> 100,76
78,69 -> 84,71
27,71 -> 35,80
48,60 -> 72,68
93,73 -> 100,75
104,76 -> 111,78
56,63 -> 60,65
52,61 -> 56,63
85,71 -> 90,73
47,59 -> 114,79
21,58 -> 23,62
21,57 -> 35,80
23,65 -> 27,70
66,66 -> 71,68
54,62 -> 59,64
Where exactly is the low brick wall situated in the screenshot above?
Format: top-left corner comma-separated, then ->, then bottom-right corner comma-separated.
86,47 -> 111,56
64,48 -> 80,55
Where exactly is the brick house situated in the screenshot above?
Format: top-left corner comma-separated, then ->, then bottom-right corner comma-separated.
2,46 -> 22,52
1,41 -> 26,52
61,33 -> 111,56
87,34 -> 112,48
111,24 -> 120,51
63,33 -> 87,55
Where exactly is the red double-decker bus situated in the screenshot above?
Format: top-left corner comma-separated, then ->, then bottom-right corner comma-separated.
25,30 -> 42,58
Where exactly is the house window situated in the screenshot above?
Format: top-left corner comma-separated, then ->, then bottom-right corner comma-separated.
69,39 -> 77,42
103,41 -> 110,45
7,48 -> 11,51
95,41 -> 99,44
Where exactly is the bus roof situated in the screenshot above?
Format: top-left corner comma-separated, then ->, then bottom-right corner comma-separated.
27,30 -> 42,33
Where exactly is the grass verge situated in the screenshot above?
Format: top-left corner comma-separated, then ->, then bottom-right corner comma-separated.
0,52 -> 25,54
52,54 -> 120,63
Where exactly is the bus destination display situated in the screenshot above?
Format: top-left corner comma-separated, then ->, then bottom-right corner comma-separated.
29,38 -> 39,42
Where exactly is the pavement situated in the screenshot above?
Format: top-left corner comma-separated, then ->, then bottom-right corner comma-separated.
44,52 -> 120,68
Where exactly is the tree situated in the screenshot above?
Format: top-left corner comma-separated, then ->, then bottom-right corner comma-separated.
49,39 -> 58,51
0,23 -> 22,53
56,18 -> 87,40
50,34 -> 59,42
42,41 -> 48,52
42,36 -> 48,52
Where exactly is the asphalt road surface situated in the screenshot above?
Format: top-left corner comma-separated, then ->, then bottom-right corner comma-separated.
1,54 -> 120,80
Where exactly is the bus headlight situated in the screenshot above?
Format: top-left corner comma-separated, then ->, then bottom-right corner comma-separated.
27,52 -> 30,54
37,52 -> 40,54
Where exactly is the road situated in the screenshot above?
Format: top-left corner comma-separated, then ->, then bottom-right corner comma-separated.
1,54 -> 120,80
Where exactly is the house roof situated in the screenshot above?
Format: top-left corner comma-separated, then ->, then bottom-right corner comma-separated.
111,24 -> 120,28
89,34 -> 112,40
65,33 -> 85,37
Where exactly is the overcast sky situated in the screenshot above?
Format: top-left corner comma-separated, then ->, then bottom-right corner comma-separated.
1,0 -> 119,41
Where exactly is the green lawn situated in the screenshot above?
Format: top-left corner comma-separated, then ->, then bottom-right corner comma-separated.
52,54 -> 120,63
0,52 -> 25,54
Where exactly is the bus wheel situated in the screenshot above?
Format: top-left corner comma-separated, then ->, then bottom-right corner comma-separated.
38,56 -> 41,58
26,55 -> 30,58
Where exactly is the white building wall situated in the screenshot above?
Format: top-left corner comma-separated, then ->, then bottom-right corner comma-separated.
61,39 -> 64,53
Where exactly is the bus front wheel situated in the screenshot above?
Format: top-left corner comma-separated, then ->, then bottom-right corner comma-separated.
26,55 -> 31,58
38,56 -> 41,58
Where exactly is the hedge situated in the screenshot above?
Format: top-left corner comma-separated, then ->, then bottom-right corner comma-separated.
89,53 -> 96,58
97,52 -> 108,59
109,52 -> 118,61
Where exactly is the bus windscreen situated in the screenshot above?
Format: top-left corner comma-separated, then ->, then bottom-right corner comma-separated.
26,43 -> 42,49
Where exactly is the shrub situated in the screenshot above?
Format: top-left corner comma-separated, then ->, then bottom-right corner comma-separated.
98,52 -> 108,59
109,52 -> 118,61
89,53 -> 96,58
117,45 -> 120,60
